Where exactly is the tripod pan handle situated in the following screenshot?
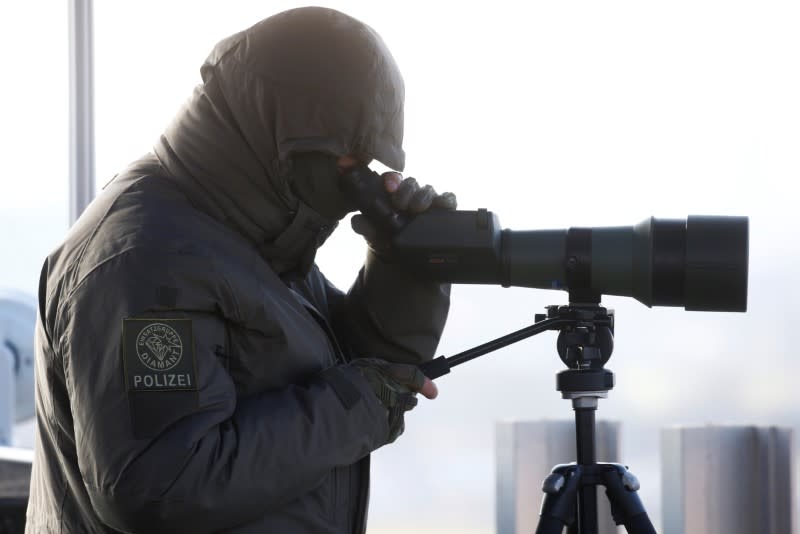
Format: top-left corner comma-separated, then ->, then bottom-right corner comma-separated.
419,356 -> 451,379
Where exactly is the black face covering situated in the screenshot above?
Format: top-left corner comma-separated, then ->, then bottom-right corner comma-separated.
288,152 -> 357,220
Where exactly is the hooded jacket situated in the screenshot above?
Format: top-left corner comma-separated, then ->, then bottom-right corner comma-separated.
26,8 -> 449,533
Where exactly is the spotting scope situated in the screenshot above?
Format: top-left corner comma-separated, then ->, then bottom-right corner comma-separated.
341,168 -> 749,312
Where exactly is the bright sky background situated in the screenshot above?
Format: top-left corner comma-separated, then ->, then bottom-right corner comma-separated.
2,1 -> 800,532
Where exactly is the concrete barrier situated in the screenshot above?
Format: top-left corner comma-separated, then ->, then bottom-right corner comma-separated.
661,425 -> 794,534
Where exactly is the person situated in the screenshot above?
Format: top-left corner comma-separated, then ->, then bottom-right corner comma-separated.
26,7 -> 456,533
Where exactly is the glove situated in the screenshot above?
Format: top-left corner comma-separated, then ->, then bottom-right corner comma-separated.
385,176 -> 457,213
351,174 -> 457,244
349,358 -> 427,443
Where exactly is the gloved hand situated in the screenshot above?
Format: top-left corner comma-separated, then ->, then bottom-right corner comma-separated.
349,358 -> 436,443
384,174 -> 457,213
351,172 -> 457,243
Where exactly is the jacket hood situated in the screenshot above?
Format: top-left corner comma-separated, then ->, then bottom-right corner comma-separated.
153,7 -> 405,272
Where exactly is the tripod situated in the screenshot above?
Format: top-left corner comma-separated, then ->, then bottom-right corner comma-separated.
420,303 -> 657,534
534,304 -> 655,534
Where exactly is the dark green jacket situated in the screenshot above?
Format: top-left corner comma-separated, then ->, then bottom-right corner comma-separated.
26,8 -> 449,533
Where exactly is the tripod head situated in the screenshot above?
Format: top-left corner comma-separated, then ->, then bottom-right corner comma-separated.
420,301 -> 616,386
536,304 -> 617,405
537,304 -> 614,370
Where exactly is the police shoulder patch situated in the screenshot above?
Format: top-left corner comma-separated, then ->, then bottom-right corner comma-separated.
122,318 -> 198,392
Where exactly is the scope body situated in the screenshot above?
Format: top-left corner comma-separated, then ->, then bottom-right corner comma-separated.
339,167 -> 748,312
387,210 -> 748,312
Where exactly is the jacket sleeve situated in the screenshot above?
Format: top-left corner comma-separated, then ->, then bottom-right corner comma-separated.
327,249 -> 451,364
59,249 -> 389,533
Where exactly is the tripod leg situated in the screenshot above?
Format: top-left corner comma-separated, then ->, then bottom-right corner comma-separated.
535,465 -> 582,534
600,464 -> 656,534
536,501 -> 568,534
577,481 -> 598,533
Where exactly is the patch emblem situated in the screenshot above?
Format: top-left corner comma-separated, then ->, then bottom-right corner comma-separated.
123,318 -> 197,392
136,323 -> 183,371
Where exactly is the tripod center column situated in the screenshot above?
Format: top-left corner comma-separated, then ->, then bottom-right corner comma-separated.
573,397 -> 598,465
